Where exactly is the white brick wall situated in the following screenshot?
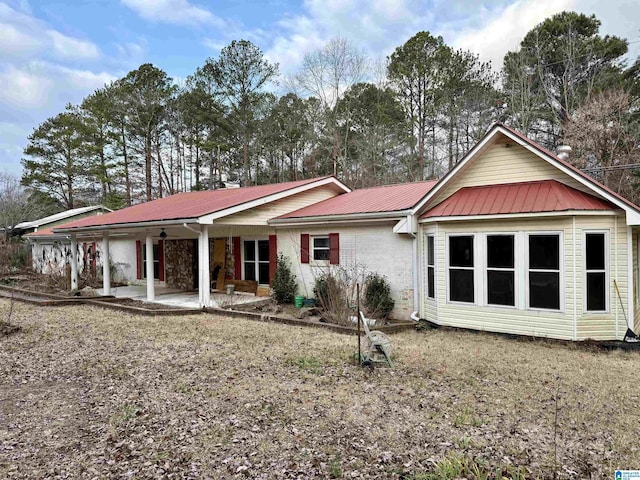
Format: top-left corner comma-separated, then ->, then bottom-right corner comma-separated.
276,224 -> 415,319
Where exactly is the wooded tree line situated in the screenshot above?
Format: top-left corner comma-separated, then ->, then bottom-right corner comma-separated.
20,11 -> 640,211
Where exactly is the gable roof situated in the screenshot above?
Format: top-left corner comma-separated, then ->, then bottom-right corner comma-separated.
272,180 -> 438,223
54,176 -> 349,233
15,205 -> 110,230
420,180 -> 617,220
412,123 -> 640,225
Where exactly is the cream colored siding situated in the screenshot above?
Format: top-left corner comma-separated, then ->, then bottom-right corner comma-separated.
277,223 -> 415,319
217,186 -> 339,225
420,214 -> 628,341
430,136 -> 591,206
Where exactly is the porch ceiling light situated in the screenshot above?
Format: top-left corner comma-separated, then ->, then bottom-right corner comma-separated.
159,228 -> 168,239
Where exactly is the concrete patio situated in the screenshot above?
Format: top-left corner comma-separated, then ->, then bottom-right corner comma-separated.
97,284 -> 268,309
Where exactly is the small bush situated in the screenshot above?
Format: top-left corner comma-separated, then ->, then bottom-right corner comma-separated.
363,273 -> 394,319
271,253 -> 297,304
313,270 -> 352,326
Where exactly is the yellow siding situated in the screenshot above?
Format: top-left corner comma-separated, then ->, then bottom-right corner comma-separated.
430,135 -> 591,206
420,214 -> 628,341
217,186 -> 339,225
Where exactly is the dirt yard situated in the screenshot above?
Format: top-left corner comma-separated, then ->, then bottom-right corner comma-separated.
0,300 -> 638,479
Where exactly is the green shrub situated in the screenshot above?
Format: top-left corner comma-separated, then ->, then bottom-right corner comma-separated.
271,253 -> 297,304
363,273 -> 394,319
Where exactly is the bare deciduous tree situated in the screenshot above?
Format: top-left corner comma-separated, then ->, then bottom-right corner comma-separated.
563,88 -> 640,203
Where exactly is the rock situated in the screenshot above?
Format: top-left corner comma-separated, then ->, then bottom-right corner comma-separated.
80,286 -> 97,297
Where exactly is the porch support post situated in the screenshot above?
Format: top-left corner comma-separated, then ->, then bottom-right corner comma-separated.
70,234 -> 78,291
199,225 -> 211,308
146,232 -> 155,301
102,231 -> 111,296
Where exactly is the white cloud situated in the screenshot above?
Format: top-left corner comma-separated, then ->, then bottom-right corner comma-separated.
46,30 -> 100,60
0,62 -> 116,111
0,65 -> 53,109
0,3 -> 101,61
0,22 -> 41,56
121,0 -> 226,27
449,0 -> 575,70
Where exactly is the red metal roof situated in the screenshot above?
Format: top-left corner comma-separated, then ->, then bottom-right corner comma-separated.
421,180 -> 617,219
495,123 -> 640,212
277,180 -> 439,219
56,177 -> 336,231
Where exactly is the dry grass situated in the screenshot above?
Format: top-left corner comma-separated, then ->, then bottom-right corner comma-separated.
0,299 -> 638,479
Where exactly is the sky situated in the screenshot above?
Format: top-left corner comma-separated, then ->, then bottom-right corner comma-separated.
1,0 -> 639,177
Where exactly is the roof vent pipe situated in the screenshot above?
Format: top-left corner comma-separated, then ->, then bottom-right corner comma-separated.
556,145 -> 572,161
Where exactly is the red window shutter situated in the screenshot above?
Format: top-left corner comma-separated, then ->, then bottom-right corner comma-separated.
329,233 -> 340,265
91,242 -> 97,272
158,240 -> 164,281
233,236 -> 241,279
301,234 -> 310,264
269,235 -> 277,285
135,240 -> 142,279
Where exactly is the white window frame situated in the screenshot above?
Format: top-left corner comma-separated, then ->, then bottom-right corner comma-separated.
142,242 -> 160,280
446,233 -> 476,305
311,235 -> 330,265
426,234 -> 435,300
241,238 -> 270,285
525,231 -> 564,312
583,230 -> 609,314
485,233 -> 517,309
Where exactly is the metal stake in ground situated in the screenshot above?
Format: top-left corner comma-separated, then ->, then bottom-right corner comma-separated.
357,283 -> 361,365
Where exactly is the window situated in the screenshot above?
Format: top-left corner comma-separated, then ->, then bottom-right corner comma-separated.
487,235 -> 515,306
448,235 -> 474,303
585,232 -> 607,312
427,235 -> 435,299
244,240 -> 270,284
142,244 -> 159,279
313,236 -> 330,261
528,234 -> 560,310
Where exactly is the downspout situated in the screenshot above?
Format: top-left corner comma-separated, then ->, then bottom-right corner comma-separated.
408,214 -> 421,322
615,216 -> 619,338
573,216 -> 577,341
183,223 -> 200,234
627,226 -> 635,332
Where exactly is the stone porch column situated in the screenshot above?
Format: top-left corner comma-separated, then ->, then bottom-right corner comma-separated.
70,235 -> 78,290
146,232 -> 155,301
199,225 -> 211,308
102,232 -> 111,296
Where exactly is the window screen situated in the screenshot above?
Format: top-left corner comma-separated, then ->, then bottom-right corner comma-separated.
528,235 -> 560,310
449,236 -> 474,303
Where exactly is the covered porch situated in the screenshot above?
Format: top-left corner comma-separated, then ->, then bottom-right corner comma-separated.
96,284 -> 269,309
63,222 -> 277,309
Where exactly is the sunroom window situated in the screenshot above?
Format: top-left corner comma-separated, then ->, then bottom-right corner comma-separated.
449,235 -> 474,303
585,233 -> 607,312
487,235 -> 515,306
528,234 -> 560,310
427,235 -> 435,299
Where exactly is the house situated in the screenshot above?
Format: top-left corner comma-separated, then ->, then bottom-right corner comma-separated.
412,124 -> 640,341
22,206 -> 112,276
39,123 -> 640,341
270,180 -> 438,319
51,177 -> 349,302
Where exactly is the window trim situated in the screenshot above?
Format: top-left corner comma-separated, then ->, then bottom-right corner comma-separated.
446,233 -> 476,305
311,235 -> 331,265
485,233 -> 518,309
525,231 -> 564,313
241,238 -> 270,285
426,234 -> 435,300
583,230 -> 609,314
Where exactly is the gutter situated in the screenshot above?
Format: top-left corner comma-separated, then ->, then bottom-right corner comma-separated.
54,218 -> 200,234
268,209 -> 412,225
